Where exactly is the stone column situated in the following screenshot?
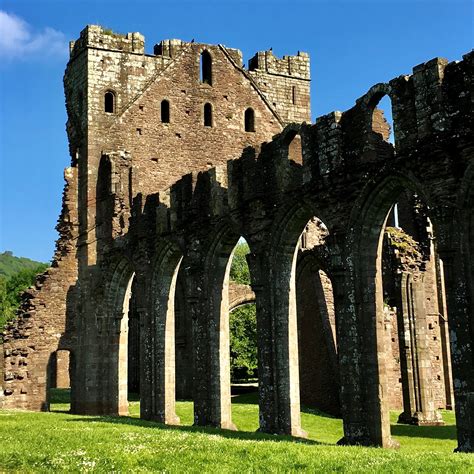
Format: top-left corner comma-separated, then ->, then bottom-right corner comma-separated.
140,263 -> 180,425
247,249 -> 306,437
71,275 -> 103,415
438,250 -> 474,453
435,255 -> 455,410
397,273 -> 443,425
188,258 -> 235,431
332,269 -> 371,445
338,249 -> 398,448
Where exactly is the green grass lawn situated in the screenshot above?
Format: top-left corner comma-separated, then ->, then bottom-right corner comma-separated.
0,389 -> 472,473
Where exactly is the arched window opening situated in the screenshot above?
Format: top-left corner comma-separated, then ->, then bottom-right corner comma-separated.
380,191 -> 450,428
104,90 -> 116,113
204,103 -> 213,127
200,50 -> 212,85
161,99 -> 170,123
229,239 -> 257,385
119,272 -> 135,414
245,108 -> 255,132
356,183 -> 454,447
174,274 -> 193,402
127,278 -> 140,399
371,95 -> 394,144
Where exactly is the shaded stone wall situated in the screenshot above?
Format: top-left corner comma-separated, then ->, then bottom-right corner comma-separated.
296,258 -> 340,416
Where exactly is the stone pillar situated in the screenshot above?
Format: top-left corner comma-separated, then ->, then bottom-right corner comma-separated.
439,250 -> 474,453
337,254 -> 398,448
140,263 -> 180,425
188,258 -> 235,431
397,273 -> 443,425
247,249 -> 306,437
435,255 -> 455,409
71,275 -> 103,415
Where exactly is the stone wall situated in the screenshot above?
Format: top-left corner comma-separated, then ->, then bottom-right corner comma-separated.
0,167 -> 78,410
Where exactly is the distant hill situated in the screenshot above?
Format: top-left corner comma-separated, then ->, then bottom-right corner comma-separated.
0,251 -> 48,279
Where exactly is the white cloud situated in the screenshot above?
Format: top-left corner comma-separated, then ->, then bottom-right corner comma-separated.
0,11 -> 68,60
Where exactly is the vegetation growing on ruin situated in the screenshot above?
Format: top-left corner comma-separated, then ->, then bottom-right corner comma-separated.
101,28 -> 126,38
385,227 -> 423,261
0,390 -> 471,472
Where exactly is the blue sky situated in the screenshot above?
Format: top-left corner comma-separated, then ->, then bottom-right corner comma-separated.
0,0 -> 472,262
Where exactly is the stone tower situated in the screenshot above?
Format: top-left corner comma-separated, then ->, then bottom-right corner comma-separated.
0,24 -> 310,411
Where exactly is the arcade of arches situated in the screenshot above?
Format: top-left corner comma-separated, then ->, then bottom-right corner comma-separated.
1,44 -> 473,453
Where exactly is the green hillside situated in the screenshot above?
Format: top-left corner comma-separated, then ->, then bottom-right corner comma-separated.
0,252 -> 48,334
0,251 -> 47,279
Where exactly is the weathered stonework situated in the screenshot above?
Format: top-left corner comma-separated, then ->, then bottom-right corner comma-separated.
1,25 -> 473,453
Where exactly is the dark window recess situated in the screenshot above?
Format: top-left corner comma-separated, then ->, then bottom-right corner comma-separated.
200,50 -> 212,85
161,100 -> 170,123
204,103 -> 213,127
292,86 -> 296,105
245,108 -> 255,132
104,91 -> 115,113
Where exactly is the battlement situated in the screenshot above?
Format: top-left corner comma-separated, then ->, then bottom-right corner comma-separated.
69,25 -> 145,58
153,39 -> 186,57
248,50 -> 310,80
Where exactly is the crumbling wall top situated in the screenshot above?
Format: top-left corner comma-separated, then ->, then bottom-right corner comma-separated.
69,25 -> 145,58
248,50 -> 310,80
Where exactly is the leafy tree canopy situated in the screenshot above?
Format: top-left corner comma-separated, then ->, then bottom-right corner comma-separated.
230,241 -> 250,285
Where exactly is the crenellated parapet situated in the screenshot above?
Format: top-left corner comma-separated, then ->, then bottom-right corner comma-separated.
69,25 -> 145,58
248,49 -> 310,80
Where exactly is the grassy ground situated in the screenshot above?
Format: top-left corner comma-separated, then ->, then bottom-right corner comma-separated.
0,389 -> 472,473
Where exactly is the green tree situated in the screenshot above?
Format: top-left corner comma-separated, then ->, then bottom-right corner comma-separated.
0,264 -> 47,335
229,304 -> 257,381
230,241 -> 250,285
229,241 -> 257,381
0,277 -> 15,332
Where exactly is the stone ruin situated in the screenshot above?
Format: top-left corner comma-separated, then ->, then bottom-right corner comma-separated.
0,25 -> 473,452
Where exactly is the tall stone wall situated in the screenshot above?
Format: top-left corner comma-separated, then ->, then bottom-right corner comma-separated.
0,167 -> 78,410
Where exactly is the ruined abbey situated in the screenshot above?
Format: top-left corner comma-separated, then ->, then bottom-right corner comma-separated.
0,25 -> 473,452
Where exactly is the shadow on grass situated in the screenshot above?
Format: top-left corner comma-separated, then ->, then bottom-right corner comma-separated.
233,390 -> 339,420
51,388 -> 457,444
65,414 -> 324,445
391,423 -> 457,440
